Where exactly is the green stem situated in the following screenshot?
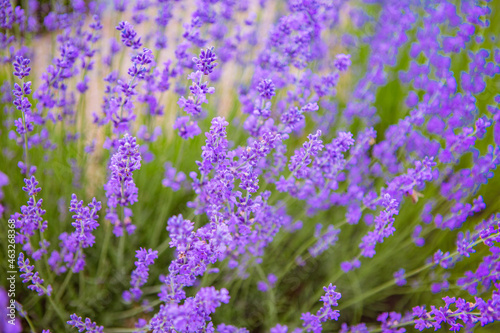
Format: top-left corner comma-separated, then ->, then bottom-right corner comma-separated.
104,328 -> 141,333
151,191 -> 174,248
47,294 -> 68,327
157,236 -> 172,256
117,202 -> 127,271
97,220 -> 112,281
117,230 -> 126,271
108,299 -> 162,320
276,216 -> 351,280
20,307 -> 36,332
256,265 -> 277,325
339,231 -> 500,310
55,269 -> 74,301
79,270 -> 85,299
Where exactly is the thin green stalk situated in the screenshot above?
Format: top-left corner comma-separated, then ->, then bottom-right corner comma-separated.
97,220 -> 112,281
339,231 -> 500,311
117,230 -> 126,272
151,191 -> 174,248
20,307 -> 36,333
79,270 -> 85,298
47,294 -> 68,327
108,299 -> 162,320
117,199 -> 127,272
157,235 -> 172,256
276,216 -> 351,280
104,328 -> 142,333
256,265 -> 277,326
55,269 -> 74,301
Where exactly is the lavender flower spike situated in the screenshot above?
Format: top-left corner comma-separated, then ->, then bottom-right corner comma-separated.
67,314 -> 104,333
193,47 -> 218,75
18,252 -> 52,296
123,248 -> 158,302
13,56 -> 31,79
104,134 -> 142,236
301,284 -> 342,332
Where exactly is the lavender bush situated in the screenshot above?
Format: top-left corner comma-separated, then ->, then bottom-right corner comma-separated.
1,0 -> 500,332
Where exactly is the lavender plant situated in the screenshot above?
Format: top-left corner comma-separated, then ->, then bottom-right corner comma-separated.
1,0 -> 500,332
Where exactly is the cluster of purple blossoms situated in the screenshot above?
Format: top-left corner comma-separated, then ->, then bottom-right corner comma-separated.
18,252 -> 52,296
94,21 -> 155,151
104,134 -> 142,236
11,56 -> 34,154
309,224 -> 340,258
13,56 -> 31,78
257,273 -> 278,292
48,194 -> 101,274
67,314 -> 103,333
175,47 -> 218,140
257,79 -> 276,100
11,176 -> 47,255
150,286 -> 230,332
123,248 -> 158,302
32,13 -> 101,153
0,172 -> 8,217
394,269 -> 407,287
271,285 -> 342,333
162,162 -> 187,191
334,54 -> 351,72
146,213 -> 233,331
2,0 -> 500,332
359,194 -> 400,259
193,47 -> 218,75
116,21 -> 142,50
301,284 -> 342,333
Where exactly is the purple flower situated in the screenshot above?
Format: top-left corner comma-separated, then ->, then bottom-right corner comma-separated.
271,324 -> 288,333
340,259 -> 361,273
198,117 -> 229,175
257,281 -> 269,292
166,214 -> 194,253
151,287 -> 230,332
11,175 -> 47,247
116,21 -> 142,49
21,176 -> 41,196
257,273 -> 278,292
104,134 -> 142,236
174,116 -> 201,140
193,47 -> 218,75
334,54 -> 351,72
124,248 -> 158,302
13,56 -> 31,79
394,269 -> 407,286
175,48 -> 217,140
18,252 -> 52,296
11,56 -> 35,144
377,312 -> 406,333
301,284 -> 341,332
359,193 -> 400,258
162,162 -> 187,191
257,79 -> 276,100
128,48 -> 154,80
288,130 -> 324,179
49,194 -> 101,273
67,314 -> 104,333
309,224 -> 340,258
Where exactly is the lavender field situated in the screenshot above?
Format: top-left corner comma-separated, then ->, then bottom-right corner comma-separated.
1,0 -> 500,332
